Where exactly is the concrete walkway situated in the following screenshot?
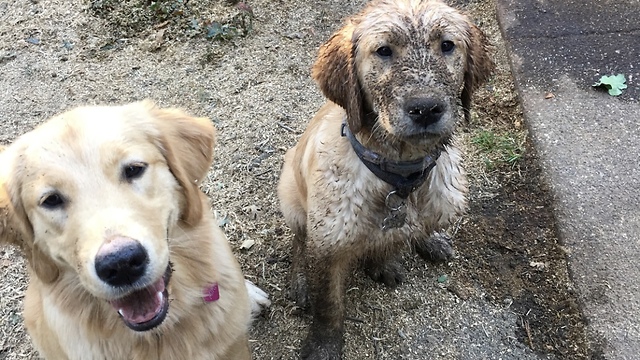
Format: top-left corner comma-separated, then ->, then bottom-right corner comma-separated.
495,0 -> 640,358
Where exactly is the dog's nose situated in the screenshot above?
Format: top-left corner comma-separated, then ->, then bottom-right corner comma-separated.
404,98 -> 447,127
95,237 -> 148,287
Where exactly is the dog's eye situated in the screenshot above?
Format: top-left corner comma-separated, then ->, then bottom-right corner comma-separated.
123,162 -> 148,181
40,192 -> 65,209
375,46 -> 393,58
441,40 -> 455,54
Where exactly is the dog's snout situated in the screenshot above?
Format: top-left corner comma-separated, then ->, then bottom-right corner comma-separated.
404,98 -> 447,127
95,237 -> 149,287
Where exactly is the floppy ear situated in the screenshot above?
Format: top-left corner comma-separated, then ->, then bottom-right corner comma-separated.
0,183 -> 23,248
461,22 -> 495,123
312,23 -> 365,133
147,103 -> 216,226
1,168 -> 60,283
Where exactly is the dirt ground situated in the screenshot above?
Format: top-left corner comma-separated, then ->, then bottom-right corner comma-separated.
0,0 -> 592,359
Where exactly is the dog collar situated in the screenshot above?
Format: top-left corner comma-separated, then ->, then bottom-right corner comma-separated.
203,283 -> 220,302
341,122 -> 442,199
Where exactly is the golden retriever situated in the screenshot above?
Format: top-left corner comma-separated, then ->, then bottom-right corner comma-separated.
0,101 -> 269,359
277,0 -> 494,358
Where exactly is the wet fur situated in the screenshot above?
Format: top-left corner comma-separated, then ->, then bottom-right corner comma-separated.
278,1 -> 493,358
0,101 -> 257,359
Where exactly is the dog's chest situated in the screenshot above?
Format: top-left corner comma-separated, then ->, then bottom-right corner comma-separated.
310,146 -> 467,252
313,179 -> 455,249
362,188 -> 439,235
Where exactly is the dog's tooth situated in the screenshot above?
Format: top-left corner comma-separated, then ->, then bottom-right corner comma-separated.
156,291 -> 163,303
118,309 -> 124,317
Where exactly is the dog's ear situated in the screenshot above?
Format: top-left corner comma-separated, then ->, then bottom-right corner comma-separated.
0,184 -> 24,248
146,102 -> 216,226
312,23 -> 364,133
461,22 -> 495,123
1,159 -> 60,283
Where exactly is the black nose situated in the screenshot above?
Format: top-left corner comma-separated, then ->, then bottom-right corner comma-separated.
404,98 -> 447,127
95,240 -> 148,287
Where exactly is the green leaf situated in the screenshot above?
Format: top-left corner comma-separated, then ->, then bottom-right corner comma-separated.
593,74 -> 627,96
206,22 -> 223,39
190,18 -> 200,31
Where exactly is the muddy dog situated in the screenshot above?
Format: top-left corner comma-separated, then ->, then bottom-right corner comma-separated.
277,0 -> 494,358
0,101 -> 269,359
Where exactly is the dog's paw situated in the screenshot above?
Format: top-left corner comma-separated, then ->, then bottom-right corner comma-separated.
364,259 -> 405,288
300,330 -> 343,360
289,272 -> 309,309
415,231 -> 454,263
245,280 -> 270,317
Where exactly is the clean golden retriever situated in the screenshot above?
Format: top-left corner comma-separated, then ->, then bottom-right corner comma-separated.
277,0 -> 494,358
0,101 -> 269,359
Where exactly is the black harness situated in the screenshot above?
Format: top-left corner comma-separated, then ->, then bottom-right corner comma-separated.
341,122 -> 443,199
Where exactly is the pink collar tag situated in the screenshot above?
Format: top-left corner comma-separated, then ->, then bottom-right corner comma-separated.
203,283 -> 220,302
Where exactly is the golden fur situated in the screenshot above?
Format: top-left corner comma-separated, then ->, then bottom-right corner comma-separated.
0,101 -> 266,359
278,0 -> 494,358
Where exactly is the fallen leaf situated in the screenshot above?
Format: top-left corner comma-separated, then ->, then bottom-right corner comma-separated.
530,261 -> 547,270
544,92 -> 555,99
240,239 -> 255,250
593,74 -> 627,96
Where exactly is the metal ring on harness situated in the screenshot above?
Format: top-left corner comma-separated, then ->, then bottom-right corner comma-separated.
384,190 -> 405,211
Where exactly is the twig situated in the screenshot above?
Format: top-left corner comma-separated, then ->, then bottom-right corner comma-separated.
278,122 -> 297,133
254,168 -> 272,178
372,336 -> 383,358
451,216 -> 463,238
524,319 -> 534,350
267,283 -> 281,291
481,323 -> 489,337
345,316 -> 364,323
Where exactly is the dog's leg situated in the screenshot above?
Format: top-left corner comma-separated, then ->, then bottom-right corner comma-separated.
301,254 -> 349,360
415,231 -> 455,263
290,231 -> 309,308
363,255 -> 405,287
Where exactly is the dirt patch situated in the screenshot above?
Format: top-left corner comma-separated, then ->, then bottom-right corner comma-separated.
0,0 -> 590,359
455,140 -> 589,358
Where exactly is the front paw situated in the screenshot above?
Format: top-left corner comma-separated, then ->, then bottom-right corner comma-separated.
244,280 -> 271,316
290,272 -> 309,309
364,258 -> 405,288
415,231 -> 454,263
300,329 -> 344,360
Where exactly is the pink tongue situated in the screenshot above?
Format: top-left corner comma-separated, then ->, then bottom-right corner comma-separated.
110,278 -> 165,324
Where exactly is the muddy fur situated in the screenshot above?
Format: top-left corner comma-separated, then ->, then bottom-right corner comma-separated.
277,0 -> 494,359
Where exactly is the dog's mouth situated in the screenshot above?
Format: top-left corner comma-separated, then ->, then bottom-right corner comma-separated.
374,115 -> 450,142
109,264 -> 172,332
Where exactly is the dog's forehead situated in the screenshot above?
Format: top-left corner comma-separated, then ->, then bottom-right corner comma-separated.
52,105 -> 149,142
20,104 -> 156,168
355,0 -> 470,45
